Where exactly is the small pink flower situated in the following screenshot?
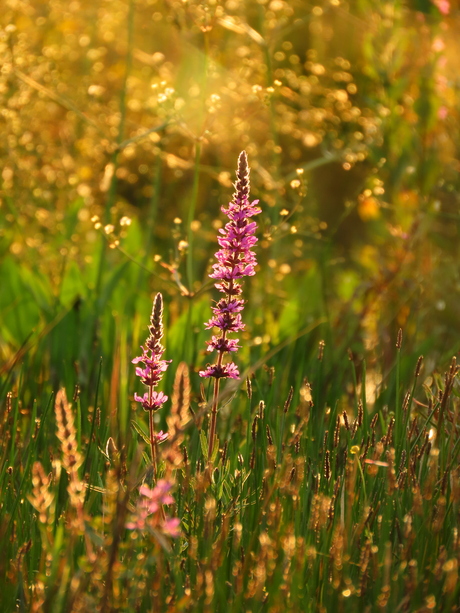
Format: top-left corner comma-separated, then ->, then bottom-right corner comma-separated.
206,336 -> 240,353
164,517 -> 181,538
134,391 -> 168,411
204,313 -> 245,332
139,480 -> 174,508
126,516 -> 147,530
199,362 -> 240,379
433,0 -> 450,15
155,430 -> 169,443
438,106 -> 448,120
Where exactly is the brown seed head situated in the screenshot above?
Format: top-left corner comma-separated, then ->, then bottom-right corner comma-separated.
318,340 -> 325,361
246,376 -> 253,400
357,400 -> 364,427
284,386 -> 294,414
233,150 -> 250,204
146,293 -> 165,355
55,388 -> 82,472
170,361 -> 191,425
324,450 -> 331,481
28,462 -> 54,524
266,424 -> 273,447
415,355 -> 423,378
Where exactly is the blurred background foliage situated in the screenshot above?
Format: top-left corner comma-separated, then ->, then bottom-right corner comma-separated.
2,3 -> 460,608
1,0 -> 460,396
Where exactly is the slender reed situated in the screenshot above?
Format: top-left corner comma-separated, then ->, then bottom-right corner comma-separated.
200,151 -> 261,463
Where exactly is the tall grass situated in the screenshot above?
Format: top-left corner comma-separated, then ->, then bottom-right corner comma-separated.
1,0 -> 460,611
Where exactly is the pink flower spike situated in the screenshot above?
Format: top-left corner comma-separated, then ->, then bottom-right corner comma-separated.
200,151 -> 259,463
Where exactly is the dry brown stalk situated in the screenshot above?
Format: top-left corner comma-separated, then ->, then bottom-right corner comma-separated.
168,361 -> 191,439
54,388 -> 94,561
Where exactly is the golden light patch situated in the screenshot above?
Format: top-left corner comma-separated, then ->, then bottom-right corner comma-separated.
358,196 -> 380,221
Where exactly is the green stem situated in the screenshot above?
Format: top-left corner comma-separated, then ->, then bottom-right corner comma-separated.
149,408 -> 158,481
148,378 -> 158,480
186,142 -> 202,291
207,339 -> 226,463
207,376 -> 221,464
395,344 -> 401,458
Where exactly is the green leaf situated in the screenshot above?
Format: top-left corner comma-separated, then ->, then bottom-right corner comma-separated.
18,265 -> 52,314
200,430 -> 208,461
210,436 -> 219,465
217,477 -> 224,500
0,256 -> 41,345
99,260 -> 131,311
131,420 -> 151,446
59,259 -> 88,307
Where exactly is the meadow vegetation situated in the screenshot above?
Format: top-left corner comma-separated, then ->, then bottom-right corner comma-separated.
1,0 -> 460,611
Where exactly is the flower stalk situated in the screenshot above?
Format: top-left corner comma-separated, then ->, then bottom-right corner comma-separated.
200,151 -> 261,463
133,293 -> 170,479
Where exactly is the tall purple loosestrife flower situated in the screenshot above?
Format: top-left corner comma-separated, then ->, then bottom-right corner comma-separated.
200,151 -> 261,461
133,292 -> 171,478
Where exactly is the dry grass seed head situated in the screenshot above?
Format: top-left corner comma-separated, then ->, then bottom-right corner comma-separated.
28,461 -> 54,524
55,388 -> 82,473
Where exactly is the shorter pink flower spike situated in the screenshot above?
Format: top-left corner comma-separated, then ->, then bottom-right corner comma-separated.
133,293 -> 171,411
